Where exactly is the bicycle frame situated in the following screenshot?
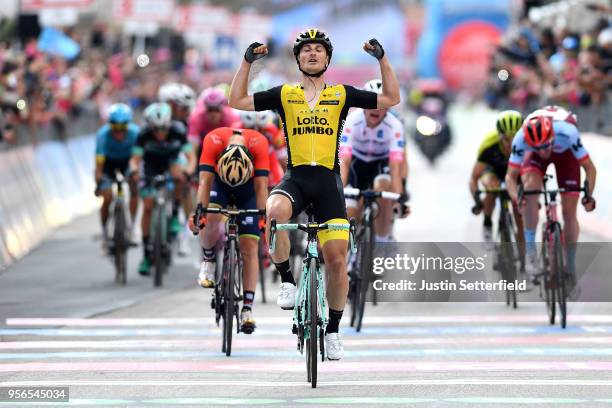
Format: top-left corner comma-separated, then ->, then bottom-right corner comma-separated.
269,216 -> 356,387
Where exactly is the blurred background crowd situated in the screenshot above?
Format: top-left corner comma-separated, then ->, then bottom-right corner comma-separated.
0,0 -> 610,148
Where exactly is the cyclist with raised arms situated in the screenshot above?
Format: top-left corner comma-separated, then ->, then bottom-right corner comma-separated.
188,127 -> 269,334
339,78 -> 409,243
469,110 -> 525,252
130,103 -> 196,276
505,106 -> 597,295
94,103 -> 140,248
228,28 -> 400,360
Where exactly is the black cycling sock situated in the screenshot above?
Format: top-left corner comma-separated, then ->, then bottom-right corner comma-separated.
243,291 -> 255,311
275,260 -> 295,285
483,215 -> 492,228
142,236 -> 149,259
326,308 -> 343,334
201,247 -> 216,262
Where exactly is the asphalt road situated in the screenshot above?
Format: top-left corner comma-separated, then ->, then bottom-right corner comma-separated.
0,105 -> 610,407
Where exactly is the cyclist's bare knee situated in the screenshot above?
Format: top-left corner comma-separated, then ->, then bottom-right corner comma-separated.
266,194 -> 292,222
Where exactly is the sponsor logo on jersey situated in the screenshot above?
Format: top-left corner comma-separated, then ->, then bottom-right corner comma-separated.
377,130 -> 384,139
292,116 -> 334,136
287,99 -> 304,104
320,100 -> 339,105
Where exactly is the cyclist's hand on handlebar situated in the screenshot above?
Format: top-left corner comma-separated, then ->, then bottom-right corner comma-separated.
190,204 -> 206,235
582,195 -> 596,212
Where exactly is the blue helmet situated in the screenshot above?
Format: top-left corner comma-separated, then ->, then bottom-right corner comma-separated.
108,103 -> 133,124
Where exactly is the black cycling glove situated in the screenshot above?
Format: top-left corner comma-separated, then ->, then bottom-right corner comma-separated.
366,38 -> 385,60
244,42 -> 266,63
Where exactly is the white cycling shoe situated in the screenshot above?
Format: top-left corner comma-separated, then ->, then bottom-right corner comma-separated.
197,261 -> 216,288
276,282 -> 297,310
325,332 -> 344,360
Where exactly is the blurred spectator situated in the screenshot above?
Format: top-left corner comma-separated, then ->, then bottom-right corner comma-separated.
485,10 -> 612,128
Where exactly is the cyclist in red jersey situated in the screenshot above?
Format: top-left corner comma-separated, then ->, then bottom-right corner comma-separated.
188,127 -> 269,333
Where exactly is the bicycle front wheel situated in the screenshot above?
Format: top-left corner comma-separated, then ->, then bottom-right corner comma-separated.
224,239 -> 237,356
152,205 -> 166,288
113,201 -> 128,285
306,257 -> 318,388
356,224 -> 374,332
542,232 -> 555,325
499,211 -> 517,309
552,224 -> 567,329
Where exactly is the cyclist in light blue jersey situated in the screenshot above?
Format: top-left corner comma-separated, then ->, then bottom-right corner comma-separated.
94,103 -> 140,248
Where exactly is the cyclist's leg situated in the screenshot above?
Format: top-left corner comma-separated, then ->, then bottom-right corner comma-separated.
268,171 -> 304,308
345,157 -> 363,224
479,170 -> 500,245
268,173 -> 303,271
98,176 -> 113,242
197,175 -> 225,287
520,152 -> 547,259
373,160 -> 393,241
313,169 -> 349,333
555,151 -> 581,281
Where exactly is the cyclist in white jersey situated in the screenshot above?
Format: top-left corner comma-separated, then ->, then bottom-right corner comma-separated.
339,79 -> 409,242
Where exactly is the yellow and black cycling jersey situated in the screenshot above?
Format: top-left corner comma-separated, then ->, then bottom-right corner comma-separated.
254,83 -> 377,172
477,130 -> 511,180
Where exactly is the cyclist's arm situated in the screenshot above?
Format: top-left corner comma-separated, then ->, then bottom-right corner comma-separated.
196,171 -> 214,208
94,131 -> 105,182
390,160 -> 403,194
228,60 -> 255,111
505,165 -> 521,204
340,157 -> 350,186
182,143 -> 196,175
469,162 -> 487,196
377,56 -> 401,109
252,131 -> 270,209
130,137 -> 144,176
254,176 -> 268,210
580,156 -> 596,197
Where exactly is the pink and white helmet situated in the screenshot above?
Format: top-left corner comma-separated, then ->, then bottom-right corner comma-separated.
526,105 -> 577,126
199,87 -> 228,109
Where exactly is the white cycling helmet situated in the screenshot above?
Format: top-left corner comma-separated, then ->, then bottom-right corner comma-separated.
256,111 -> 275,127
364,79 -> 383,94
217,144 -> 254,187
159,82 -> 196,109
143,102 -> 172,128
240,111 -> 258,129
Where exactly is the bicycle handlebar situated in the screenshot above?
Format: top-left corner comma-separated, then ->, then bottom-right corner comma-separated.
268,218 -> 357,255
344,187 -> 402,201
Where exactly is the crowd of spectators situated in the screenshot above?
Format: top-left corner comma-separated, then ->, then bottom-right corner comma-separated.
0,22 -> 230,147
485,13 -> 612,130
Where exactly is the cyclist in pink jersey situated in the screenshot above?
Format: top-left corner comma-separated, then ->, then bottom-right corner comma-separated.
188,87 -> 240,155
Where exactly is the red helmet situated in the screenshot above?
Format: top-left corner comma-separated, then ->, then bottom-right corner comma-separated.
523,115 -> 554,148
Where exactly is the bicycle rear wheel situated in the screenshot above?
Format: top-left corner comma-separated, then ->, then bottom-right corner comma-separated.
356,223 -> 374,332
306,257 -> 318,388
113,201 -> 128,285
224,239 -> 237,356
552,224 -> 567,329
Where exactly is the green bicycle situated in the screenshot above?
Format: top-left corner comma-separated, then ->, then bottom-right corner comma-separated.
269,209 -> 356,388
